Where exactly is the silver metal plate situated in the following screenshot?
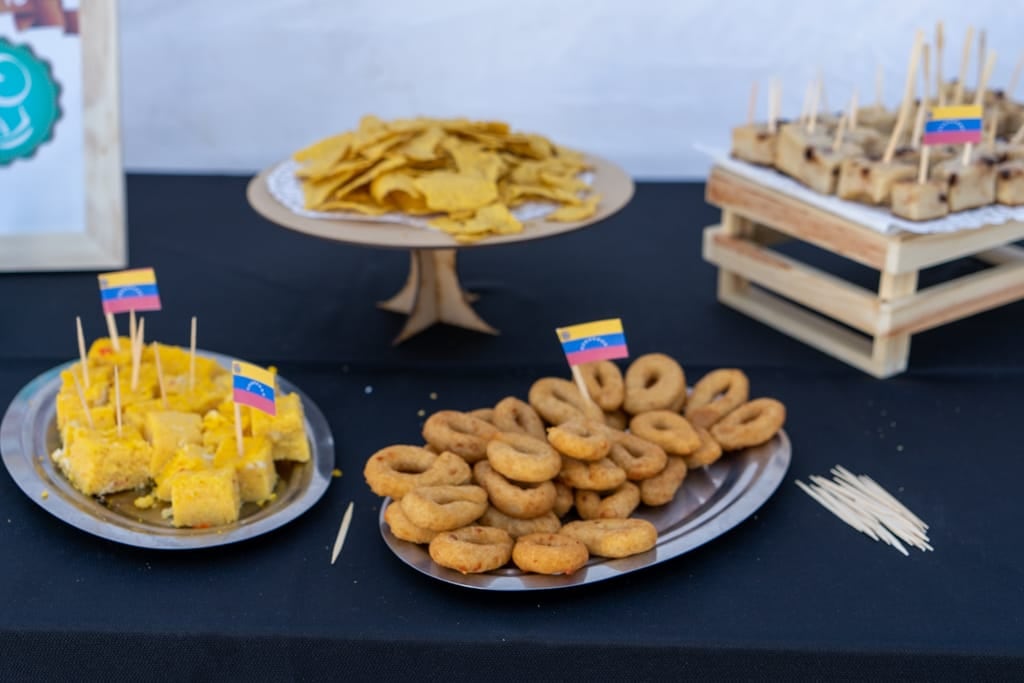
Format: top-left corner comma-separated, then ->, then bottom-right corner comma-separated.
0,353 -> 335,549
380,431 -> 790,590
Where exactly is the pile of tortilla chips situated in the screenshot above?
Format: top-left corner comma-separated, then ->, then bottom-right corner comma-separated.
292,116 -> 601,243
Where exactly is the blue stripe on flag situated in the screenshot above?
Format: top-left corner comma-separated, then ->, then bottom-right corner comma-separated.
100,283 -> 160,300
924,119 -> 982,133
560,332 -> 627,354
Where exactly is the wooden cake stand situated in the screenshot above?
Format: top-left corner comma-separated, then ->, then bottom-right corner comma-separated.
247,155 -> 634,343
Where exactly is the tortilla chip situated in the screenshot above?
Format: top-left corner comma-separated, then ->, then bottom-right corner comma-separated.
414,172 -> 499,212
547,194 -> 601,222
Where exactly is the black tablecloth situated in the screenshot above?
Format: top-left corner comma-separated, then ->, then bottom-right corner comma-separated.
1,175 -> 1022,680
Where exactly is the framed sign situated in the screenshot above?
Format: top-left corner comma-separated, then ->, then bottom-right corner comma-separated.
0,0 -> 124,272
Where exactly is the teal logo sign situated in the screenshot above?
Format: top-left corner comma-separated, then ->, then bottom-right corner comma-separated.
0,38 -> 60,165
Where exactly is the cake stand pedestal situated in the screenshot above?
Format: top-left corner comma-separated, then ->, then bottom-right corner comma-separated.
247,154 -> 634,344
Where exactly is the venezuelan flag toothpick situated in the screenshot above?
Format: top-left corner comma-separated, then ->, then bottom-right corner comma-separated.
556,318 -> 629,406
556,318 -> 629,366
97,268 -> 162,314
232,360 -> 277,416
923,105 -> 983,146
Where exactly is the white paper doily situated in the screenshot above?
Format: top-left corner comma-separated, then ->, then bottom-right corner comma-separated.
698,145 -> 1024,235
267,160 -> 592,231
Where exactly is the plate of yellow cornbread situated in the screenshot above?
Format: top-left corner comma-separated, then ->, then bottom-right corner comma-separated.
0,337 -> 334,549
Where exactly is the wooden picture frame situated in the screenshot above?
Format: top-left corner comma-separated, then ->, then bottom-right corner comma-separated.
0,0 -> 125,272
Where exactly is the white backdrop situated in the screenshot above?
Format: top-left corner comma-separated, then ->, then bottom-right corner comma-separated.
119,0 -> 1019,180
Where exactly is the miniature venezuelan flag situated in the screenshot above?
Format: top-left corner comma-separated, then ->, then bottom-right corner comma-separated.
232,360 -> 277,416
97,268 -> 162,314
923,105 -> 983,146
556,318 -> 629,366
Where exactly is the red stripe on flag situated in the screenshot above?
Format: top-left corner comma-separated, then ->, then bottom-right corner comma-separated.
233,389 -> 277,416
923,130 -> 983,145
565,345 -> 629,366
102,295 -> 162,314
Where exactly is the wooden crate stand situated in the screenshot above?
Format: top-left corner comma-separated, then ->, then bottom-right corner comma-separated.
703,167 -> 1024,378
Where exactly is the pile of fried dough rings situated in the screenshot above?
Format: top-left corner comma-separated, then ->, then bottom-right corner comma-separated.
363,353 -> 787,576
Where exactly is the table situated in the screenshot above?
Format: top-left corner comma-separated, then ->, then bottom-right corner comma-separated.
1,174 -> 1022,679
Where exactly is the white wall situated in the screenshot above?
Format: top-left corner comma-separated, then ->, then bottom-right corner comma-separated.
119,0 -> 1018,179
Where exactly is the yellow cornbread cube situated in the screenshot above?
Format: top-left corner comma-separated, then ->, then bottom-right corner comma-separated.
215,436 -> 278,504
144,411 -> 202,475
250,393 -> 310,462
59,406 -> 117,448
56,392 -> 116,435
122,396 -> 192,433
153,443 -> 212,501
86,337 -> 134,366
52,426 -> 152,496
201,408 -> 246,450
170,466 -> 240,528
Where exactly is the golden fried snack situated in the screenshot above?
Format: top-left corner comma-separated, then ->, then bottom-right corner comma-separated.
608,433 -> 668,481
685,369 -> 750,429
468,408 -> 497,426
684,428 -> 723,469
364,446 -> 471,499
558,455 -> 627,491
623,353 -> 687,414
561,518 -> 658,559
528,377 -> 604,425
629,410 -> 701,456
553,481 -> 575,518
384,500 -> 439,544
577,360 -> 624,412
710,398 -> 786,450
575,482 -> 640,520
486,431 -> 561,483
512,533 -> 589,575
429,525 -> 514,574
639,456 -> 688,506
422,410 -> 499,463
479,506 -> 561,538
493,396 -> 546,439
400,484 -> 489,531
474,461 -> 556,519
546,419 -> 612,462
604,409 -> 629,431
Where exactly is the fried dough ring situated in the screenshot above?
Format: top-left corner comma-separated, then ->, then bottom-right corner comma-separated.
561,518 -> 658,559
364,446 -> 471,499
468,408 -> 497,425
384,500 -> 439,544
639,455 -> 688,506
400,484 -> 488,531
422,410 -> 499,464
623,353 -> 687,414
429,525 -> 513,574
559,455 -> 626,491
684,428 -> 723,469
710,398 -> 786,450
608,433 -> 668,481
604,409 -> 629,431
479,506 -> 561,538
686,368 -> 750,429
577,361 -> 624,412
629,410 -> 701,455
493,396 -> 546,439
575,482 -> 640,520
528,377 -> 604,425
474,461 -> 556,519
546,419 -> 612,462
486,431 -> 561,483
512,533 -> 589,575
553,481 -> 575,518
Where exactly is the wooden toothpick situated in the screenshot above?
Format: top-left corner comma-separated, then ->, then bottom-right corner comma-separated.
973,50 -> 997,105
954,25 -> 974,104
832,114 -> 848,153
1008,51 -> 1024,99
935,21 -> 945,105
918,146 -> 931,184
70,370 -> 94,430
807,76 -> 822,134
234,403 -> 245,457
189,316 -> 197,392
570,365 -> 597,408
128,310 -> 137,365
977,29 -> 987,94
875,64 -> 884,107
747,81 -> 758,126
849,89 -> 859,129
104,313 -> 120,352
75,316 -> 89,389
768,78 -> 780,133
331,501 -> 355,565
131,317 -> 145,392
113,366 -> 123,437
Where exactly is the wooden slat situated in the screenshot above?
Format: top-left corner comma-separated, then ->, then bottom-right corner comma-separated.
889,221 -> 1024,272
974,244 -> 1024,266
705,167 -> 891,270
704,226 -> 881,334
882,258 -> 1024,336
718,285 -> 887,378
872,272 -> 918,376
